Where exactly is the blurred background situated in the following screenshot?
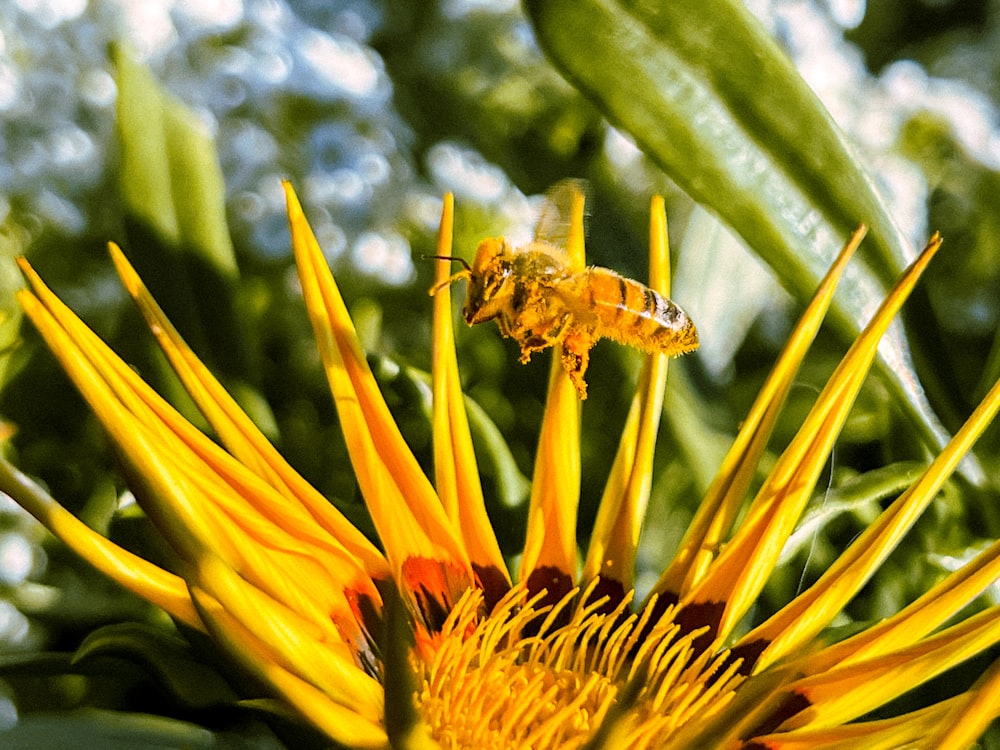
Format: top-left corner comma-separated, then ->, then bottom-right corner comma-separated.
0,0 -> 999,745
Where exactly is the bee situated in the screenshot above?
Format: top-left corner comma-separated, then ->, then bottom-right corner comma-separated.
430,181 -> 698,398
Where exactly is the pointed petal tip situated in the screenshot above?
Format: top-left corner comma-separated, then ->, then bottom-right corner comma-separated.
918,230 -> 944,261
107,242 -> 144,298
107,241 -> 129,271
281,179 -> 301,210
14,255 -> 38,286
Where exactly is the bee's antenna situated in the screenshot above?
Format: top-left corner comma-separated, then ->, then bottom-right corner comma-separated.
423,254 -> 471,272
424,255 -> 473,297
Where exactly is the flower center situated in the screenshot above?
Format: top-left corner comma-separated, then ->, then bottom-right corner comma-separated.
413,583 -> 745,750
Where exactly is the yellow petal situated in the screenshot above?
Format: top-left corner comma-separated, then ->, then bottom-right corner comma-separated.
747,700 -> 955,750
190,586 -> 388,748
16,284 -> 225,564
283,182 -> 471,602
192,553 -> 383,721
518,184 -> 586,599
108,242 -> 390,581
803,535 -> 1000,676
132,429 -> 367,636
652,226 -> 865,601
18,262 -> 377,637
430,193 -> 510,605
0,456 -> 202,630
739,366 -> 1000,672
680,232 -> 940,642
929,656 -> 1000,750
782,604 -> 1000,731
583,196 -> 670,595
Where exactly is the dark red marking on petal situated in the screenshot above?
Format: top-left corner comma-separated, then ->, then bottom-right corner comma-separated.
400,556 -> 472,633
673,599 -> 725,652
644,589 -> 680,619
633,595 -> 724,661
743,691 -> 813,740
726,637 -> 772,677
472,563 -> 511,613
632,590 -> 680,653
584,574 -> 627,615
345,588 -> 385,678
523,565 -> 575,632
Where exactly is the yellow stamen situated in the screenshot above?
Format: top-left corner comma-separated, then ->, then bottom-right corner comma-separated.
414,582 -> 744,750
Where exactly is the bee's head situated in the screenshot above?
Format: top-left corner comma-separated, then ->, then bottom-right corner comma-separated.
425,238 -> 512,325
463,238 -> 512,324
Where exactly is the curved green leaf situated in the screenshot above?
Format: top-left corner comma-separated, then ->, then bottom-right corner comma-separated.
112,44 -> 274,434
462,394 -> 531,509
780,461 -> 926,562
523,0 -> 958,465
113,44 -> 236,278
389,359 -> 531,509
0,709 -> 286,750
0,711 -> 217,750
73,622 -> 237,709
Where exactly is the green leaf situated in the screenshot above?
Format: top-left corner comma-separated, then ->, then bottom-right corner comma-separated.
0,711 -> 216,750
112,44 -> 236,278
0,652 -> 75,677
112,44 -> 274,435
780,461 -> 926,562
393,360 -> 530,510
0,215 -> 29,391
523,0 -> 958,466
73,622 -> 237,709
463,394 -> 531,509
382,584 -> 427,749
0,709 -> 285,750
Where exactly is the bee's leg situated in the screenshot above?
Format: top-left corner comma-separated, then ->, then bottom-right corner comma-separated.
545,312 -> 572,344
497,313 -> 539,363
515,312 -> 571,362
516,334 -> 545,363
497,312 -> 515,339
559,326 -> 596,399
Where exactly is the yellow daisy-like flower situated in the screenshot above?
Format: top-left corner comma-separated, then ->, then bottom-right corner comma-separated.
4,181 -> 1000,749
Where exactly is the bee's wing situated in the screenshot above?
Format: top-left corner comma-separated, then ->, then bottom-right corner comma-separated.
532,178 -> 591,258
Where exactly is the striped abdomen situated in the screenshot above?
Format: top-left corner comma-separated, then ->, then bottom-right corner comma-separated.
566,268 -> 699,356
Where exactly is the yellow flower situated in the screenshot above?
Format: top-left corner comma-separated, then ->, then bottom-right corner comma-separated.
4,181 -> 1000,749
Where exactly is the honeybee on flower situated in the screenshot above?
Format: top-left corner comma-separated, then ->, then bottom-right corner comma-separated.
5,181 -> 1000,750
431,180 -> 699,398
